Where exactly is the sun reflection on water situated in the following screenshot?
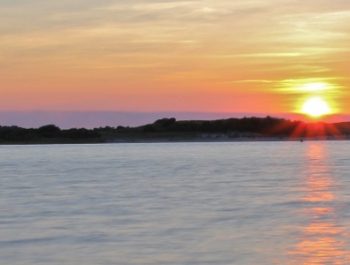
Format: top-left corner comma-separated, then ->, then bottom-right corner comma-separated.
289,143 -> 349,264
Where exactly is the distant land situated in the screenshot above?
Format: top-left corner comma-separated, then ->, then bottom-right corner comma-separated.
1,116 -> 350,144
1,111 -> 349,129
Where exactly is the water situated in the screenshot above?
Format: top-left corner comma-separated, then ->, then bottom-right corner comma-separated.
1,141 -> 350,264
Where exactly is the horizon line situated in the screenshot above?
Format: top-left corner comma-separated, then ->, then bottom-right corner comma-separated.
0,111 -> 349,129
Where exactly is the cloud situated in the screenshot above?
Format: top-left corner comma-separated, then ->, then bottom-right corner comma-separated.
1,0 -> 350,112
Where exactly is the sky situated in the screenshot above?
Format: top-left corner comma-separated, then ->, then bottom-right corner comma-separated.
1,0 -> 350,126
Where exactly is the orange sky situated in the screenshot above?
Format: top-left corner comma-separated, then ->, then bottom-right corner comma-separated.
1,0 -> 350,118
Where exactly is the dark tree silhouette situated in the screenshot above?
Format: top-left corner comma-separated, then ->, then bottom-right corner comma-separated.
0,116 -> 349,144
38,125 -> 61,138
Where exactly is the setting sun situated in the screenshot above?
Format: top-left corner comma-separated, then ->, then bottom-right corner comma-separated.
302,97 -> 331,118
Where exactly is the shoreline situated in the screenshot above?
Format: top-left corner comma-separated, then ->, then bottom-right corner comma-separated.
0,136 -> 349,145
1,116 -> 350,145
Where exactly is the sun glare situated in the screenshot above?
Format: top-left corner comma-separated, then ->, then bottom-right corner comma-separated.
300,82 -> 328,92
302,97 -> 331,118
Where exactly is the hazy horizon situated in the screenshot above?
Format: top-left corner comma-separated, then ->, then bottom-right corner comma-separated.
0,111 -> 349,129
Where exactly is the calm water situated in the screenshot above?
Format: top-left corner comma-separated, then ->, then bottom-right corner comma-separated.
1,141 -> 350,264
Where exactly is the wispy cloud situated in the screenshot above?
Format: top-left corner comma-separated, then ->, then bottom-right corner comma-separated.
233,80 -> 275,84
1,0 -> 350,113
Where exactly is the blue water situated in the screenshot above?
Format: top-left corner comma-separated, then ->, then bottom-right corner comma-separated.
1,142 -> 350,264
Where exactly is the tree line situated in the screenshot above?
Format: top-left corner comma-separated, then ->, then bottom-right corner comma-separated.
0,116 -> 349,143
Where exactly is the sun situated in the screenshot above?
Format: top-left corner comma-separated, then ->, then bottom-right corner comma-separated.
301,97 -> 331,118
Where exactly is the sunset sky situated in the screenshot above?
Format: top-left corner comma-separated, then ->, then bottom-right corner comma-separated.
1,0 -> 350,125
